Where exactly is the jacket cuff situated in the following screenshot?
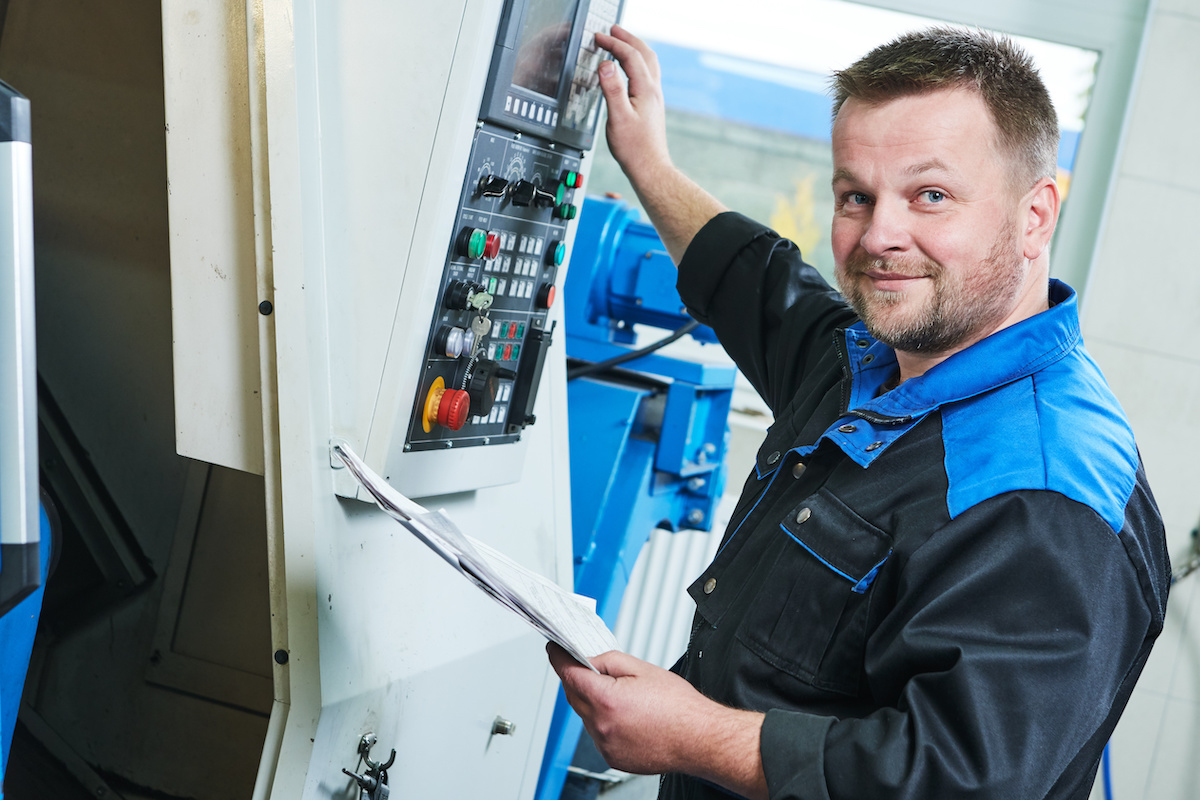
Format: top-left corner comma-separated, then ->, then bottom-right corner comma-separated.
760,709 -> 835,800
677,211 -> 777,325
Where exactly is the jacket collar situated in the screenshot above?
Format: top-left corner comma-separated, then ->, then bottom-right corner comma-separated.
759,280 -> 1081,474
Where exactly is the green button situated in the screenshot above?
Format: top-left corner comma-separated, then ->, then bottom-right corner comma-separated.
468,228 -> 487,259
512,344 -> 521,359
555,203 -> 577,220
555,182 -> 566,205
552,241 -> 566,266
517,323 -> 525,337
488,277 -> 497,293
494,344 -> 504,359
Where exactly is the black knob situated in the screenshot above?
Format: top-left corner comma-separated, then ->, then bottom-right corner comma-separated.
444,279 -> 483,310
477,175 -> 509,198
509,179 -> 537,207
466,359 -> 501,418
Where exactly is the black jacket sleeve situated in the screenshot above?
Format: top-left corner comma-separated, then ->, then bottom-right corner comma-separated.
676,212 -> 855,415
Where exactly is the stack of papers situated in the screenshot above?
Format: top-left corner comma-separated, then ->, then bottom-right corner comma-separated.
331,440 -> 618,671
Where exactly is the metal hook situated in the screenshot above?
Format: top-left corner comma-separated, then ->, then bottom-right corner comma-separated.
357,732 -> 396,773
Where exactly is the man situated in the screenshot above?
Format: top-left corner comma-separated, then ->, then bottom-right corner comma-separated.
547,24 -> 1171,800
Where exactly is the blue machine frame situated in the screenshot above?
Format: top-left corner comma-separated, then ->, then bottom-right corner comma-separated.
536,196 -> 737,800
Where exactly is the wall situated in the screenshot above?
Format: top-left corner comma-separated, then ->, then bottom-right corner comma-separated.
1082,0 -> 1200,796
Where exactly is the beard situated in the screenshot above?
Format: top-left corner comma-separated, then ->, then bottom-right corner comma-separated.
835,226 -> 1026,355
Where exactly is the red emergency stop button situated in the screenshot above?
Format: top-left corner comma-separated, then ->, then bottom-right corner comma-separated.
437,389 -> 470,430
423,377 -> 471,432
536,283 -> 556,309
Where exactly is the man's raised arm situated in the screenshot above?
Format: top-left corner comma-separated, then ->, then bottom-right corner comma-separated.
593,25 -> 726,265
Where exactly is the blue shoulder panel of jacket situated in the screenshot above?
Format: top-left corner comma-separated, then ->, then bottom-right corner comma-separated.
940,344 -> 1139,533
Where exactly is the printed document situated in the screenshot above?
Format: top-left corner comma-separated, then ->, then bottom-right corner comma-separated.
331,440 -> 618,671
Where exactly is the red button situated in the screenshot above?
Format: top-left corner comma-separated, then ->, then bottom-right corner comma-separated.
536,283 -> 556,309
504,344 -> 513,360
484,231 -> 501,260
508,321 -> 518,339
437,389 -> 471,430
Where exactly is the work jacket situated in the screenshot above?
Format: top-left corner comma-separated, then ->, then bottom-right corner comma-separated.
660,212 -> 1171,800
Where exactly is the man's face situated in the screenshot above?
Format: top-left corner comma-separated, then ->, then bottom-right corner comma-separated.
830,88 -> 1034,355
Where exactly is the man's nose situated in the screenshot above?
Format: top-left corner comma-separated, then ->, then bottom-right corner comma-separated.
859,199 -> 911,256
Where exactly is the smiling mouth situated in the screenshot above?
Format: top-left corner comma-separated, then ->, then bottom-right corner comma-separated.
863,271 -> 927,289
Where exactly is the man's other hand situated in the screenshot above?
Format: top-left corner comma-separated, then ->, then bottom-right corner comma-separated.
547,643 -> 769,799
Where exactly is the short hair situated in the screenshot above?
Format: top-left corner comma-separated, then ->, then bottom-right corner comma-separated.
831,27 -> 1059,189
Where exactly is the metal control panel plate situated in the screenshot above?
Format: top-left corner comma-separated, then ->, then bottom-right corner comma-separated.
406,121 -> 582,452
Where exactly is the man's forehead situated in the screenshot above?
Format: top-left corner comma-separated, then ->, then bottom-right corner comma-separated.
833,158 -> 959,186
831,89 -> 1000,172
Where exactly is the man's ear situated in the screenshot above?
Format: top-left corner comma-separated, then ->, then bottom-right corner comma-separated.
1022,177 -> 1060,261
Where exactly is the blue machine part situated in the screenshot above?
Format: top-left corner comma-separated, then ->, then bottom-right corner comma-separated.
1,501 -> 51,793
536,196 -> 737,800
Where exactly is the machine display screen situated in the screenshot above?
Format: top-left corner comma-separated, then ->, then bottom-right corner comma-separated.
511,0 -> 580,98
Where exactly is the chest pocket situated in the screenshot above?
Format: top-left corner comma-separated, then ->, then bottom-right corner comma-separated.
734,488 -> 891,696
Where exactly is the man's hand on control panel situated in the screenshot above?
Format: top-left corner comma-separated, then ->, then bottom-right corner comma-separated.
593,25 -> 727,265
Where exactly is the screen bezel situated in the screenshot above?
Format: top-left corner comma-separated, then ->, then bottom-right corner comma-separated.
480,0 -> 604,151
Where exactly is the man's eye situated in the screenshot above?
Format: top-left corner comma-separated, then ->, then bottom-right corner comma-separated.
849,192 -> 871,205
922,190 -> 945,203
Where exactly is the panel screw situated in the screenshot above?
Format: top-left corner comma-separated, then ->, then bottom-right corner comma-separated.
259,300 -> 273,315
274,649 -> 289,665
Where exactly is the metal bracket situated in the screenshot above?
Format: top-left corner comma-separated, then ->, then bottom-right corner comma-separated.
342,733 -> 395,800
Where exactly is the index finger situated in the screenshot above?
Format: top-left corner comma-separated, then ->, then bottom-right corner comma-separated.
594,24 -> 660,85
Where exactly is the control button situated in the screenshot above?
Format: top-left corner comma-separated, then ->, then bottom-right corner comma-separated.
484,231 -> 502,260
436,326 -> 467,358
504,343 -> 513,360
457,227 -> 488,259
562,170 -> 584,188
437,389 -> 470,430
507,321 -> 518,339
422,377 -> 470,432
517,323 -> 526,337
554,203 -> 578,220
554,182 -> 566,206
536,283 -> 556,309
512,344 -> 521,359
549,240 -> 566,266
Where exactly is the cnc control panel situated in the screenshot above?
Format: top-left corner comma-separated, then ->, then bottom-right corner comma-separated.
406,122 -> 583,451
404,0 -> 620,456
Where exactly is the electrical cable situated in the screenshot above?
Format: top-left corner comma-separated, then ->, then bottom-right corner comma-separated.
1102,742 -> 1114,800
567,320 -> 700,381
